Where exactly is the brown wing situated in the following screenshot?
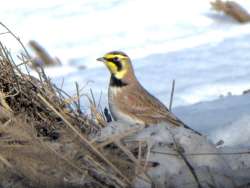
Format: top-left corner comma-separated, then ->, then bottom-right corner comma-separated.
117,84 -> 184,127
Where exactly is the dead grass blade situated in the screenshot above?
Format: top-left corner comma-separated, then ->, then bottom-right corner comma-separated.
37,93 -> 130,185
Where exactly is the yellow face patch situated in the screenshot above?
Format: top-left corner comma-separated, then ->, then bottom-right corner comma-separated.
106,61 -> 118,74
114,68 -> 127,79
103,53 -> 129,79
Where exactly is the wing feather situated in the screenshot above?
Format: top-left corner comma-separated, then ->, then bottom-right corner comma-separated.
117,84 -> 183,126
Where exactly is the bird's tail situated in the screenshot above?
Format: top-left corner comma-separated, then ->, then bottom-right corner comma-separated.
171,116 -> 202,136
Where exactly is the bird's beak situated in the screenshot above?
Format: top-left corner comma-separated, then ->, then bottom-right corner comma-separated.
96,57 -> 106,63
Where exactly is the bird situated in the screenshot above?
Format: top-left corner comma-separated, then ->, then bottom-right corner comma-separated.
97,51 -> 200,134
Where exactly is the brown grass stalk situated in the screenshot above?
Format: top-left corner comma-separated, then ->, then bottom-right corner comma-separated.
37,93 -> 130,185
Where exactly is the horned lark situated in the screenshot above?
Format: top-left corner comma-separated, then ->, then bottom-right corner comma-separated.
97,51 -> 199,133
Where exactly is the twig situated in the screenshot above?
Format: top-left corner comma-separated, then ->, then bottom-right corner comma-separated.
169,79 -> 175,112
75,82 -> 82,115
136,141 -> 142,175
0,22 -> 32,78
177,148 -> 202,188
53,84 -> 79,107
85,154 -> 106,172
60,78 -> 64,91
114,141 -> 152,184
41,141 -> 86,174
0,22 -> 31,59
41,141 -> 122,187
0,31 -> 9,35
206,166 -> 217,187
167,128 -> 203,188
97,91 -> 103,110
0,154 -> 12,168
90,88 -> 96,107
151,150 -> 250,156
92,126 -> 140,147
143,143 -> 151,171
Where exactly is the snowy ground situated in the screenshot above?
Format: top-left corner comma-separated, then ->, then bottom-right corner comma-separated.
0,0 -> 250,146
174,93 -> 250,147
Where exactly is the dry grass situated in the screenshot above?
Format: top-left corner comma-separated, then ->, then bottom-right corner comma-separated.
211,0 -> 250,23
28,40 -> 61,68
0,23 -> 151,188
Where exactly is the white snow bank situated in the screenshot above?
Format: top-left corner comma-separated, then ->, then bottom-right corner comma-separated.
212,115 -> 250,147
174,94 -> 250,147
96,121 -> 250,188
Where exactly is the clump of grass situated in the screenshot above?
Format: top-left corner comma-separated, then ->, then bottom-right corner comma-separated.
211,0 -> 250,23
0,23 -> 148,188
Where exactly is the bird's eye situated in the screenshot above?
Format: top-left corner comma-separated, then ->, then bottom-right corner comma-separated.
113,57 -> 119,63
111,57 -> 122,71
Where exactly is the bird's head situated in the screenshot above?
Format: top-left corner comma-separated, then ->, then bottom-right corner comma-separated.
97,51 -> 133,80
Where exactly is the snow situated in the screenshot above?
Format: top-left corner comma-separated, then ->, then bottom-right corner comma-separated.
174,93 -> 250,146
0,0 -> 250,103
97,121 -> 249,187
212,115 -> 250,147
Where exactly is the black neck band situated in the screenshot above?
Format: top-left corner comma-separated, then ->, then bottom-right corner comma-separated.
110,75 -> 128,87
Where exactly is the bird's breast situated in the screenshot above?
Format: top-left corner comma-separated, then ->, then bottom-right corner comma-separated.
108,86 -> 144,125
108,86 -> 123,97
